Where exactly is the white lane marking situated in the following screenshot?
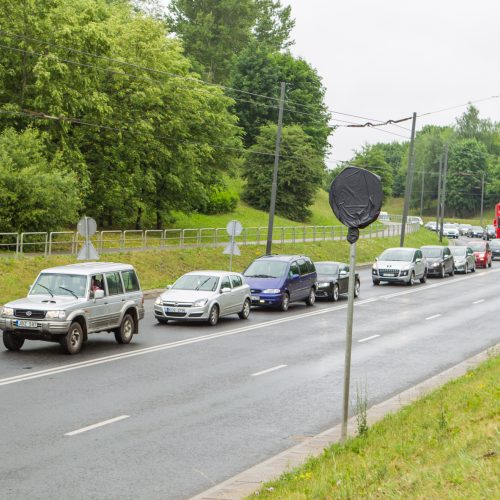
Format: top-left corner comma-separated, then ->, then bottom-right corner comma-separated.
473,299 -> 485,304
251,364 -> 287,377
357,334 -> 380,343
425,314 -> 441,320
2,267 -> 500,388
65,415 -> 129,436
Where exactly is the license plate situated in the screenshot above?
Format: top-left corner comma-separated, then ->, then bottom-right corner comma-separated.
166,307 -> 185,313
251,295 -> 260,301
383,273 -> 397,277
16,320 -> 37,328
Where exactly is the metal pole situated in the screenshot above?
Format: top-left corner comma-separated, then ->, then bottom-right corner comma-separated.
400,112 -> 417,247
420,167 -> 425,217
436,155 -> 443,234
266,82 -> 286,255
341,240 -> 357,441
480,171 -> 485,227
439,145 -> 449,242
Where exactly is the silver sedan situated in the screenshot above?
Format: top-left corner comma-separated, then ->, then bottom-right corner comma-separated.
154,271 -> 251,326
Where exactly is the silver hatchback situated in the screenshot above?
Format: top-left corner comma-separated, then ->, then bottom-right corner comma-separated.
372,247 -> 427,285
154,270 -> 251,326
0,262 -> 144,354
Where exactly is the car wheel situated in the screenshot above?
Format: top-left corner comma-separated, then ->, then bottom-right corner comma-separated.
440,265 -> 445,279
3,331 -> 24,351
157,318 -> 168,325
354,279 -> 360,298
407,271 -> 415,286
331,284 -> 339,301
305,287 -> 316,306
464,264 -> 468,274
280,292 -> 290,311
238,299 -> 251,319
207,305 -> 219,326
372,279 -> 380,286
488,260 -> 492,268
60,322 -> 84,355
420,271 -> 427,284
449,266 -> 455,276
114,313 -> 134,344
471,264 -> 476,273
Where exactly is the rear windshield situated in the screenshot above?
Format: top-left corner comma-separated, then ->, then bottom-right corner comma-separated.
421,248 -> 443,258
244,260 -> 288,278
379,248 -> 414,262
315,263 -> 339,274
172,274 -> 219,291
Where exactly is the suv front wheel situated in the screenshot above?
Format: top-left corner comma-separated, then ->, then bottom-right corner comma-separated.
3,331 -> 25,351
115,313 -> 134,344
60,322 -> 84,355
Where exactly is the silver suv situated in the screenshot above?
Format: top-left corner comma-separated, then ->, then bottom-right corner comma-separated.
0,262 -> 144,354
372,247 -> 427,286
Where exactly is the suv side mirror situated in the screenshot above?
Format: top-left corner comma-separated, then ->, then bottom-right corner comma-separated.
94,289 -> 105,299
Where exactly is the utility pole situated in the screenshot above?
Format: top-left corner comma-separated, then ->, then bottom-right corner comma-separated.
480,171 -> 486,227
400,112 -> 417,247
436,155 -> 443,235
419,167 -> 425,217
439,145 -> 449,241
266,82 -> 286,255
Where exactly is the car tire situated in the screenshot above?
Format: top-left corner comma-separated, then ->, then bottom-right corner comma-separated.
60,322 -> 84,355
114,314 -> 134,344
488,260 -> 492,268
440,265 -> 445,279
238,299 -> 251,319
471,264 -> 476,273
305,287 -> 316,306
280,292 -> 290,311
420,271 -> 427,284
464,264 -> 468,274
3,331 -> 24,351
207,305 -> 219,326
407,271 -> 415,286
372,279 -> 380,286
157,318 -> 169,325
330,284 -> 339,301
449,266 -> 455,277
354,279 -> 360,298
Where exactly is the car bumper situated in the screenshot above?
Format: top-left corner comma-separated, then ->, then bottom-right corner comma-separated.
0,317 -> 71,335
154,304 -> 209,321
250,293 -> 283,307
315,288 -> 331,298
373,274 -> 410,283
427,267 -> 443,275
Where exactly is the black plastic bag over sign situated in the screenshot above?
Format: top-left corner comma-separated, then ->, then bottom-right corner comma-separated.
329,166 -> 383,229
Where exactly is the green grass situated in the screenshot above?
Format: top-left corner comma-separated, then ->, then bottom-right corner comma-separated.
251,353 -> 500,499
0,228 -> 444,305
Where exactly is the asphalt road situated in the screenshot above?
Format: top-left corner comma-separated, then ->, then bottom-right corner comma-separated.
1,237 -> 499,499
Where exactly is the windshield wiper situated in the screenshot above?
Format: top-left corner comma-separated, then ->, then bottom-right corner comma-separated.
37,284 -> 54,297
195,277 -> 212,291
59,286 -> 78,299
248,274 -> 273,278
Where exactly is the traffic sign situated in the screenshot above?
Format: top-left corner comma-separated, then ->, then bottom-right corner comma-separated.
226,220 -> 242,237
77,217 -> 97,238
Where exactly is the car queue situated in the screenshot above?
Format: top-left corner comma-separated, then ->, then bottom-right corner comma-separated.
0,233 -> 496,355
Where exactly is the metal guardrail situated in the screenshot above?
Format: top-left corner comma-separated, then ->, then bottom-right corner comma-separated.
0,215 -> 418,257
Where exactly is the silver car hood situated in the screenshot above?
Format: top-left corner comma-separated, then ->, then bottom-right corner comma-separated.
159,289 -> 218,303
5,295 -> 84,310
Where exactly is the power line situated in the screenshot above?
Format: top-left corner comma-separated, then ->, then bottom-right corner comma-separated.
419,94 -> 500,118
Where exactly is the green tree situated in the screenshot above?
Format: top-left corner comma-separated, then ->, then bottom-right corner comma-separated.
253,0 -> 295,50
243,124 -> 325,221
0,128 -> 80,231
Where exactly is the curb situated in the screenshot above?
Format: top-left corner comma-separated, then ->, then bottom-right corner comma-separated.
191,343 -> 499,500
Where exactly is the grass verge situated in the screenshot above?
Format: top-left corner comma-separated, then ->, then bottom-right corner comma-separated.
251,353 -> 499,499
0,228 -> 445,305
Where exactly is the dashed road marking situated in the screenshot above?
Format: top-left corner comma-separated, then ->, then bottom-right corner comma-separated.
65,415 -> 129,436
251,365 -> 287,377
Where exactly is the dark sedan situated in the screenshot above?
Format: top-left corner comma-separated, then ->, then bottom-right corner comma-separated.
314,261 -> 360,301
467,226 -> 484,238
421,245 -> 454,278
490,239 -> 500,260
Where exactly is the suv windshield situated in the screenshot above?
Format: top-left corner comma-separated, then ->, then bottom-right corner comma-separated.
172,274 -> 219,291
379,248 -> 414,262
315,263 -> 339,275
30,273 -> 87,298
450,247 -> 466,257
422,248 -> 443,258
244,260 -> 288,278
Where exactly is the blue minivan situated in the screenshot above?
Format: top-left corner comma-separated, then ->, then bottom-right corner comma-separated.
243,255 -> 317,311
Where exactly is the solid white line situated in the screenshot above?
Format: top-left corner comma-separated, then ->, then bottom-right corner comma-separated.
2,267 -> 500,388
358,334 -> 380,343
473,299 -> 485,304
251,364 -> 287,377
425,314 -> 441,320
65,415 -> 129,436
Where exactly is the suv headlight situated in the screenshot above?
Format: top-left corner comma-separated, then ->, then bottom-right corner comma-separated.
263,289 -> 281,294
155,296 -> 162,305
46,310 -> 66,319
193,298 -> 208,307
1,306 -> 14,316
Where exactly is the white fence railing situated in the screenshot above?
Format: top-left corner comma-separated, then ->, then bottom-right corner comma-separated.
0,217 -> 418,257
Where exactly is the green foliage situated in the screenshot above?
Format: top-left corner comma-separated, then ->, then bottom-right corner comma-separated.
193,186 -> 239,215
253,0 -> 295,51
243,124 -> 325,222
0,128 -> 80,231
